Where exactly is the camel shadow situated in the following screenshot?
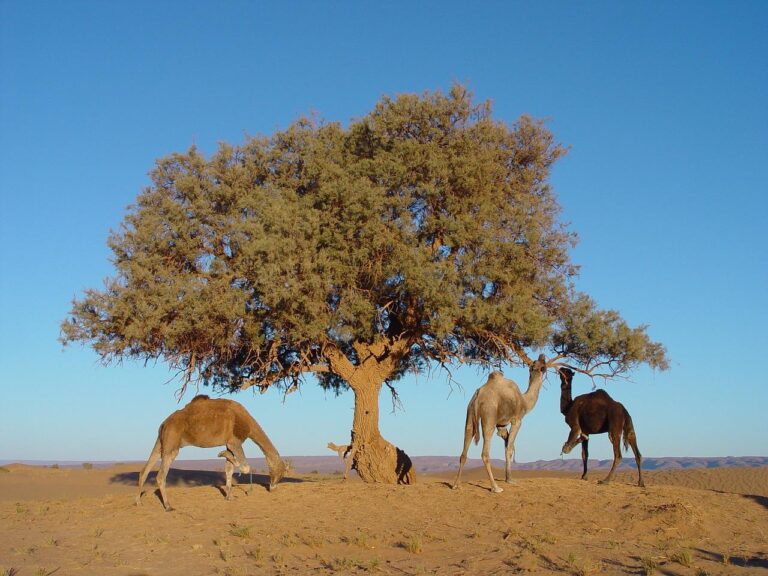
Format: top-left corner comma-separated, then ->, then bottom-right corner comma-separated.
111,468 -> 304,493
722,491 -> 768,511
693,548 -> 768,570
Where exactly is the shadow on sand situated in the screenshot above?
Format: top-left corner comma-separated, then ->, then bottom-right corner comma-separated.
111,468 -> 304,492
693,548 -> 768,570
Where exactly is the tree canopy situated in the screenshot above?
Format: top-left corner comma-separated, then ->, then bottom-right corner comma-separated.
62,86 -> 667,482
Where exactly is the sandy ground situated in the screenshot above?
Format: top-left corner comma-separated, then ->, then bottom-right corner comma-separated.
1,464 -> 766,575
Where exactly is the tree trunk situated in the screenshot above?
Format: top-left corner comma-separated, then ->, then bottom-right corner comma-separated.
349,379 -> 416,485
324,340 -> 416,485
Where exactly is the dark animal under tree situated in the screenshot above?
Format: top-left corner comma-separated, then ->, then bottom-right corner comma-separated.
558,368 -> 644,487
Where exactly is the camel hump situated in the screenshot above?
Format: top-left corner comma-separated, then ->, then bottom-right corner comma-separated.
486,370 -> 506,383
191,394 -> 210,402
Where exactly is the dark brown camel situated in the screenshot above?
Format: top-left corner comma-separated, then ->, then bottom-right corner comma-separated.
558,368 -> 644,487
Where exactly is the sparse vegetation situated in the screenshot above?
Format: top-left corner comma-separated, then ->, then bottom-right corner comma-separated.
671,549 -> 692,567
81,462 -> 93,470
229,524 -> 252,539
245,546 -> 263,562
641,556 -> 658,575
403,535 -> 423,554
575,561 -> 604,576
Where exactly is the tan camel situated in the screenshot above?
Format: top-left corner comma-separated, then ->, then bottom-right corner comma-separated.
453,354 -> 548,493
136,395 -> 288,511
327,441 -> 353,480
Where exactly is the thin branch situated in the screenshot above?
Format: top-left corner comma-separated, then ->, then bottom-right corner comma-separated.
384,381 -> 404,414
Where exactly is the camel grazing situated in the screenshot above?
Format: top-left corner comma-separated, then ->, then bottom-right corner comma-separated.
136,395 -> 288,510
558,368 -> 644,487
453,354 -> 548,493
327,442 -> 353,480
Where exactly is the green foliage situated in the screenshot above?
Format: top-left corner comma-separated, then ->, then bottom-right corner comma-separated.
62,85 -> 666,392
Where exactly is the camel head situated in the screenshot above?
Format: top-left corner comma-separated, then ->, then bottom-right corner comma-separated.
269,459 -> 290,491
558,367 -> 574,389
530,353 -> 547,377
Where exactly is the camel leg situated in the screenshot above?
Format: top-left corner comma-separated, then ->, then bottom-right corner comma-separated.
218,450 -> 240,499
628,437 -> 644,487
156,448 -> 179,511
504,421 -> 522,484
227,441 -> 251,474
481,421 -> 503,493
599,432 -> 622,485
225,441 -> 253,494
223,459 -> 235,500
452,422 -> 475,490
136,437 -> 161,506
580,438 -> 589,480
342,453 -> 352,480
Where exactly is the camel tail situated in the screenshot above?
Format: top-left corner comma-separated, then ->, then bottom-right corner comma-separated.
467,390 -> 481,445
622,407 -> 638,456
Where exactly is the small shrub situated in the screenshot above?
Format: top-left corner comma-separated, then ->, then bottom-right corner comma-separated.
671,549 -> 692,567
641,557 -> 658,575
403,535 -> 423,554
81,463 -> 93,470
229,524 -> 252,539
245,546 -> 263,561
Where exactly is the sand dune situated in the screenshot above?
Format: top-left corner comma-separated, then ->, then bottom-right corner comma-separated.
1,463 -> 766,575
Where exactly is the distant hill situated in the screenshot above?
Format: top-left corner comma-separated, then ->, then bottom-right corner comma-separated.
409,455 -> 768,473
4,455 -> 766,474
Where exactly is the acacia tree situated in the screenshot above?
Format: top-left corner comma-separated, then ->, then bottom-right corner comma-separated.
62,86 -> 667,483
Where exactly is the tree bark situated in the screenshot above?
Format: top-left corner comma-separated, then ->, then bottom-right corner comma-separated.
326,340 -> 416,485
349,380 -> 416,484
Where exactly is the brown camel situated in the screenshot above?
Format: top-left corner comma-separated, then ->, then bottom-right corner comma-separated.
327,442 -> 353,480
136,395 -> 288,510
453,354 -> 548,493
559,368 -> 644,487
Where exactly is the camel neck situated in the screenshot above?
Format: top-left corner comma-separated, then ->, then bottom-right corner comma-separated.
560,384 -> 573,415
522,372 -> 545,414
559,371 -> 574,415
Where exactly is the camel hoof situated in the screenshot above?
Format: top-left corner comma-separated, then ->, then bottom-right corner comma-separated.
491,486 -> 504,494
164,506 -> 175,512
597,479 -> 611,485
451,484 -> 460,490
638,481 -> 646,488
504,479 -> 515,485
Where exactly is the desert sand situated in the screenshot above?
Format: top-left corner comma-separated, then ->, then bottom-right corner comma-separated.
1,463 -> 766,575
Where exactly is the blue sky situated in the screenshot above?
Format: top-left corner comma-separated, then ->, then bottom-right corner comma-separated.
1,1 -> 766,464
